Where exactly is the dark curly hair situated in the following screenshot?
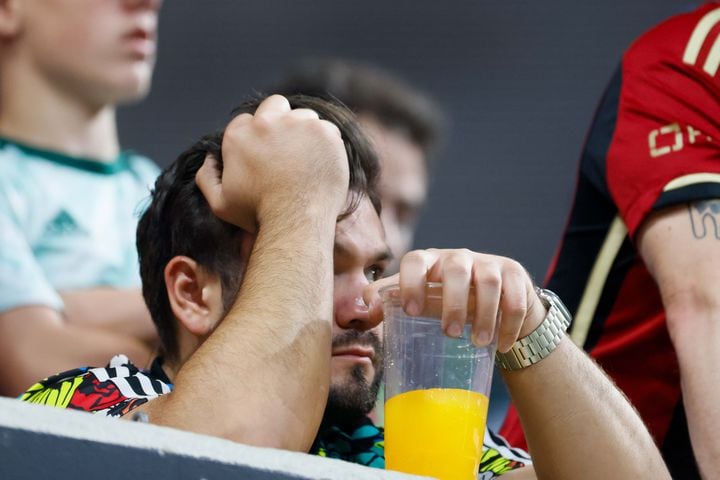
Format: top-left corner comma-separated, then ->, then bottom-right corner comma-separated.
136,95 -> 381,361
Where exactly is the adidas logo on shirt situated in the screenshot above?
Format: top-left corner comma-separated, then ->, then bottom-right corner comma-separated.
46,210 -> 79,235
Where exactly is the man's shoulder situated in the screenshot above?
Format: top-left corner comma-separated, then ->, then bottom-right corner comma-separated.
0,138 -> 159,182
124,151 -> 161,182
624,3 -> 720,76
0,142 -> 41,188
20,355 -> 171,418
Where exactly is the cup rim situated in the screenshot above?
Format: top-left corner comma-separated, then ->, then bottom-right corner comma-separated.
379,282 -> 476,297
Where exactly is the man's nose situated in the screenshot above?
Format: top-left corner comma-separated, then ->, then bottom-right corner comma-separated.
335,279 -> 382,331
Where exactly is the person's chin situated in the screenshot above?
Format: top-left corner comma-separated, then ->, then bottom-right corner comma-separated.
331,355 -> 374,382
109,65 -> 154,102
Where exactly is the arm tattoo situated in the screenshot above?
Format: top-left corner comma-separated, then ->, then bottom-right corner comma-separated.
688,199 -> 720,240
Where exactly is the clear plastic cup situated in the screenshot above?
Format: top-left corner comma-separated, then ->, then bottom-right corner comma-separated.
382,283 -> 497,480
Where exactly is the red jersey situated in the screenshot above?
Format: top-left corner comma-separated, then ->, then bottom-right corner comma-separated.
501,3 -> 720,478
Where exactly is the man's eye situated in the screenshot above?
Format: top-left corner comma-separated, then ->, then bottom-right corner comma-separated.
365,266 -> 385,282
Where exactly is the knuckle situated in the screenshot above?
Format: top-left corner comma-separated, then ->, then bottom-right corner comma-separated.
317,120 -> 343,140
227,112 -> 252,130
228,113 -> 257,139
506,259 -> 527,277
297,108 -> 320,118
443,258 -> 469,277
306,120 -> 331,141
475,270 -> 501,289
403,249 -> 426,264
266,93 -> 288,105
504,300 -> 528,320
251,114 -> 273,132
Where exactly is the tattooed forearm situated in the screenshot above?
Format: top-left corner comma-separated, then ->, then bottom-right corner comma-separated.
688,199 -> 720,240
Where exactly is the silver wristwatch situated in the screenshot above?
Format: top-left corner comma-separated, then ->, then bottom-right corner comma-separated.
495,288 -> 572,371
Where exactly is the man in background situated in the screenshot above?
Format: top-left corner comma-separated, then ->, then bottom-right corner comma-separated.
0,0 -> 162,396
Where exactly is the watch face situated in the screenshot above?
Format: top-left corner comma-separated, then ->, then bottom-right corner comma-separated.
539,289 -> 572,325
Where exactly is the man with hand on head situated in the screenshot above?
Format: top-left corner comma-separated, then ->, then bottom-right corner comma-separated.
22,95 -> 670,479
0,0 -> 163,396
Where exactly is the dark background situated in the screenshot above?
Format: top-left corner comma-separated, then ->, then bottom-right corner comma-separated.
120,0 -> 693,281
118,0 -> 696,429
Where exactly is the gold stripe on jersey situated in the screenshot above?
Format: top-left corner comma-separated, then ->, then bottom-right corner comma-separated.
570,216 -> 627,347
683,7 -> 720,68
571,174 -> 720,346
664,173 -> 720,191
704,35 -> 720,75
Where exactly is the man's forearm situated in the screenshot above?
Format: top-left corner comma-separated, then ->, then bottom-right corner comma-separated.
140,94 -> 351,450
146,212 -> 336,451
671,310 -> 720,480
60,288 -> 157,344
637,201 -> 720,478
681,359 -> 720,479
502,337 -> 670,480
0,306 -> 153,396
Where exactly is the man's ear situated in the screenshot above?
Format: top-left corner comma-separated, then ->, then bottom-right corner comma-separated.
0,0 -> 22,39
164,256 -> 223,337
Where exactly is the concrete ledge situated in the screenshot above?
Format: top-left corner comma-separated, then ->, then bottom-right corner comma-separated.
0,397 -> 428,480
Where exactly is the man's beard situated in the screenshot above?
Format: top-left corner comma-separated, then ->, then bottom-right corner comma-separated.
322,329 -> 384,429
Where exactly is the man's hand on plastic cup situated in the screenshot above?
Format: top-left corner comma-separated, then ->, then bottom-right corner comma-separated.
364,248 -> 546,353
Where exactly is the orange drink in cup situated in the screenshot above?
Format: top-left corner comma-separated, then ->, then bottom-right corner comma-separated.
382,283 -> 496,480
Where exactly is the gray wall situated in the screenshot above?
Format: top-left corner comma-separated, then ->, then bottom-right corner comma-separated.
0,398 -> 423,480
119,0 -> 694,280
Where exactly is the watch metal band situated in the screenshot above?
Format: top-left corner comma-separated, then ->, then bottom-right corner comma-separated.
495,288 -> 572,371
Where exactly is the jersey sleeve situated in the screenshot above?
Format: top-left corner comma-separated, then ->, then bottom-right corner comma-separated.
127,153 -> 160,194
0,185 -> 63,313
20,355 -> 168,418
606,4 -> 720,238
478,428 -> 531,479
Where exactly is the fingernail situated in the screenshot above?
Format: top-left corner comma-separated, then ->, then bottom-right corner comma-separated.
447,322 -> 463,338
474,331 -> 490,346
405,299 -> 420,316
